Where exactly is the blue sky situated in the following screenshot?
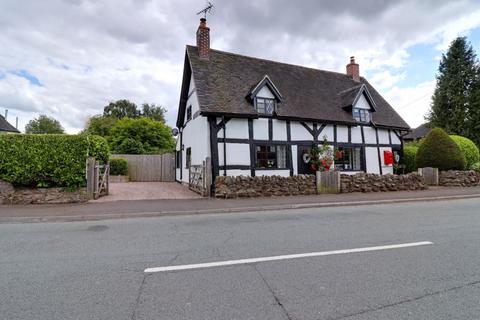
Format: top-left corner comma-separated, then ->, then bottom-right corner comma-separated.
1,0 -> 480,132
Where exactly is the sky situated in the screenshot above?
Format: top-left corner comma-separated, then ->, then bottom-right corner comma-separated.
1,0 -> 480,133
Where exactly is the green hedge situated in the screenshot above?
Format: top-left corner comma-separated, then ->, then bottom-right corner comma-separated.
472,162 -> 480,172
88,135 -> 110,164
450,135 -> 480,169
416,128 -> 466,170
403,144 -> 419,173
0,134 -> 109,188
110,158 -> 128,176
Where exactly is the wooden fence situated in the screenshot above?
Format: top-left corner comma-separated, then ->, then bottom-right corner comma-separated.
316,171 -> 341,193
188,157 -> 212,197
86,157 -> 110,200
111,153 -> 175,182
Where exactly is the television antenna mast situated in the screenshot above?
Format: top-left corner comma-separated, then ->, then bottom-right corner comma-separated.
196,1 -> 214,19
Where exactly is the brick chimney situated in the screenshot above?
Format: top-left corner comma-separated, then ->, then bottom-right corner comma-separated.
346,56 -> 360,81
196,18 -> 210,59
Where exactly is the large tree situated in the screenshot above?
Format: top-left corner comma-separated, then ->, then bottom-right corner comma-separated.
141,103 -> 167,122
427,37 -> 478,136
467,70 -> 480,145
25,115 -> 64,134
103,99 -> 140,119
83,115 -> 118,137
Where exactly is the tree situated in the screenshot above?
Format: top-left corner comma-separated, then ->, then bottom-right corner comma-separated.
84,115 -> 118,137
467,72 -> 480,145
141,103 -> 167,122
103,99 -> 140,119
427,37 -> 478,137
108,117 -> 175,154
416,128 -> 465,170
25,115 -> 64,134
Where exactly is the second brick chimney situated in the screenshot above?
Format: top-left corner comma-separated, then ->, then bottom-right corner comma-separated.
346,56 -> 360,81
196,18 -> 210,59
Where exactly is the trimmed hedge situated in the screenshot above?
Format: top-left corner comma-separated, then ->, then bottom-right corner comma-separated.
110,158 -> 128,176
450,135 -> 480,169
416,128 -> 466,170
0,134 -> 109,188
403,144 -> 419,173
472,162 -> 480,173
88,135 -> 110,164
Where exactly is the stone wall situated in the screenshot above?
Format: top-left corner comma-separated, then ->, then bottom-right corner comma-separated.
215,175 -> 316,198
0,180 -> 88,205
340,173 -> 427,193
439,170 -> 480,187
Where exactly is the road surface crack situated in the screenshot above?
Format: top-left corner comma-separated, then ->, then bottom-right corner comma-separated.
331,278 -> 480,320
131,273 -> 150,320
253,264 -> 292,320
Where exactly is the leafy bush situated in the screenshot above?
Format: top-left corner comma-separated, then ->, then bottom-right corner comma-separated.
403,144 -> 419,173
108,117 -> 175,154
87,135 -> 110,164
450,135 -> 480,169
472,162 -> 480,172
0,134 -> 110,188
416,128 -> 466,170
110,158 -> 128,176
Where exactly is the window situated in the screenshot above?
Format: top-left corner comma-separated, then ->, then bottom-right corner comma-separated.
175,150 -> 181,169
334,147 -> 362,171
353,108 -> 370,123
255,97 -> 275,115
186,105 -> 192,121
256,145 -> 287,168
185,147 -> 191,168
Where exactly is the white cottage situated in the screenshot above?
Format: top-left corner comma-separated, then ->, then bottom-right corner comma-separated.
175,18 -> 410,186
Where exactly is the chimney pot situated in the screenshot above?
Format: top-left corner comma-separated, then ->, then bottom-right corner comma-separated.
346,56 -> 360,81
196,18 -> 210,60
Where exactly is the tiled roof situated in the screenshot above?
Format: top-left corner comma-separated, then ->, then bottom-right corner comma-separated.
0,115 -> 19,133
180,45 -> 410,130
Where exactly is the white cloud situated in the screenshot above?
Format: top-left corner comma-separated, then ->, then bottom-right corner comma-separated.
1,0 -> 480,132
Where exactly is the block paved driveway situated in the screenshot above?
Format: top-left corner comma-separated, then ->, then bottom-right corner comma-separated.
94,182 -> 202,202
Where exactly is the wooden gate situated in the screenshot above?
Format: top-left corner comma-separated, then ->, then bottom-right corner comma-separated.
86,158 -> 110,199
188,157 -> 212,197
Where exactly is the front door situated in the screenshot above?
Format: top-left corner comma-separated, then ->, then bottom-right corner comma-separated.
297,146 -> 312,174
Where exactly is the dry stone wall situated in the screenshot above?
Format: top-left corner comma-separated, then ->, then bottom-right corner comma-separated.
439,170 -> 480,187
0,180 -> 88,205
340,173 -> 427,193
215,175 -> 316,198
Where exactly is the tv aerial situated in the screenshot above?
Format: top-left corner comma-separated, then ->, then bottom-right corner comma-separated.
196,1 -> 214,19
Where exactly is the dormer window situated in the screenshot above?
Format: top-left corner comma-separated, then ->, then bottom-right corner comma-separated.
353,108 -> 370,123
256,97 -> 275,115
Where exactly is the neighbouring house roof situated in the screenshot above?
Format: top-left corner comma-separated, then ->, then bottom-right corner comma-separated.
403,123 -> 431,141
177,45 -> 410,130
0,115 -> 19,133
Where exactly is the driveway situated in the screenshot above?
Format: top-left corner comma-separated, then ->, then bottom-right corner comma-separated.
93,182 -> 202,202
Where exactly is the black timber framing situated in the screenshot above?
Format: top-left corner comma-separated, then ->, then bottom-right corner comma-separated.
300,122 -> 327,143
208,116 -> 231,190
348,126 -> 352,143
286,120 -> 293,176
222,116 -> 227,176
217,137 -> 400,148
268,118 -> 273,141
375,127 -> 383,175
248,119 -> 255,176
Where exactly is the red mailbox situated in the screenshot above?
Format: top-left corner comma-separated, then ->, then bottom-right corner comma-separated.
384,150 -> 394,165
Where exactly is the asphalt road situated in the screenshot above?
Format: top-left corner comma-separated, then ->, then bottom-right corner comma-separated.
2,198 -> 480,319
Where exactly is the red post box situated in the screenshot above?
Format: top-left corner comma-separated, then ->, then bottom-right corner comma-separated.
384,150 -> 394,165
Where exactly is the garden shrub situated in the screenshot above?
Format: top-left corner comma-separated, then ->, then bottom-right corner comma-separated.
0,134 -> 109,188
416,128 -> 466,170
450,135 -> 480,169
87,135 -> 110,164
403,144 -> 419,173
110,158 -> 128,176
472,162 -> 480,173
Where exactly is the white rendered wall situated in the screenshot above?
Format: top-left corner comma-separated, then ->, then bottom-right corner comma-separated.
185,76 -> 200,122
292,145 -> 298,175
365,147 -> 380,174
272,119 -> 287,140
354,93 -> 371,110
226,170 -> 251,177
363,126 -> 377,144
290,122 -> 312,141
218,143 -> 250,166
378,129 -> 390,144
257,86 -> 275,99
379,146 -> 394,174
253,118 -> 269,140
351,126 -> 363,143
391,132 -> 401,145
336,125 -> 349,143
321,125 -> 334,141
255,170 -> 290,177
218,118 -> 249,139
